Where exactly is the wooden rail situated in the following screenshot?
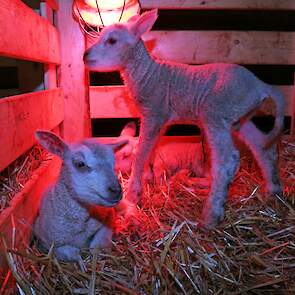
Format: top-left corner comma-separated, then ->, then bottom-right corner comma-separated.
0,0 -> 60,64
143,31 -> 295,65
0,89 -> 64,171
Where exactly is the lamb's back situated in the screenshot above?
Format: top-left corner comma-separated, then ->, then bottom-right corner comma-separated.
162,62 -> 267,122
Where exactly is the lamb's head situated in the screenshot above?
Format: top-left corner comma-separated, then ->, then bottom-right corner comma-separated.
35,131 -> 127,207
114,122 -> 138,175
83,9 -> 158,72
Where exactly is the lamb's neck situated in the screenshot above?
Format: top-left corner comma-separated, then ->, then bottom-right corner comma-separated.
121,40 -> 159,99
55,166 -> 88,215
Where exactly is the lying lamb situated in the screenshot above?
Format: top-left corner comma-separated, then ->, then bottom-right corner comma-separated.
84,9 -> 284,227
115,121 -> 209,187
33,130 -> 126,264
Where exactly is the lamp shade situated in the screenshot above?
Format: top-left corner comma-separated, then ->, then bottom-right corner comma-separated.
73,0 -> 140,27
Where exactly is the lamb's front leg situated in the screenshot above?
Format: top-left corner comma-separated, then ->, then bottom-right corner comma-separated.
89,225 -> 113,249
127,118 -> 162,203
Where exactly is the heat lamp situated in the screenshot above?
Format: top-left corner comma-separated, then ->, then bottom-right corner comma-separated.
73,0 -> 141,35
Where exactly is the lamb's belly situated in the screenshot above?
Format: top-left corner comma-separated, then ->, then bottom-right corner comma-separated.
168,115 -> 199,126
170,103 -> 198,121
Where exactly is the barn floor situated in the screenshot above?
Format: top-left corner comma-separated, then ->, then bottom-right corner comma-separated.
1,139 -> 295,294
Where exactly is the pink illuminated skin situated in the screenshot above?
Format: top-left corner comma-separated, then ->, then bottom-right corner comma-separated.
84,10 -> 284,228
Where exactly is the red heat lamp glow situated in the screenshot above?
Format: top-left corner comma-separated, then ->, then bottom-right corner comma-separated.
73,0 -> 141,35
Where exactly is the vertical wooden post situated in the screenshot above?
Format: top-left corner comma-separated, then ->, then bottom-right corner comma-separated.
56,0 -> 91,141
41,2 -> 60,136
40,2 -> 57,91
290,76 -> 295,139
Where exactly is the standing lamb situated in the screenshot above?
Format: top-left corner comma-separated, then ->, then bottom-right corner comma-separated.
33,130 -> 127,264
84,9 -> 284,227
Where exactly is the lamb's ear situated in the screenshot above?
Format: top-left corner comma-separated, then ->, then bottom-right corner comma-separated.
35,130 -> 68,158
108,139 -> 129,152
128,9 -> 158,38
120,121 -> 136,137
127,14 -> 140,24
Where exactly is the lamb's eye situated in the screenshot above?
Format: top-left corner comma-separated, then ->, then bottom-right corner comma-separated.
106,37 -> 117,45
73,160 -> 88,171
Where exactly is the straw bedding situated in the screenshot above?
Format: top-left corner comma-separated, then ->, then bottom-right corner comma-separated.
1,139 -> 295,294
0,146 -> 49,213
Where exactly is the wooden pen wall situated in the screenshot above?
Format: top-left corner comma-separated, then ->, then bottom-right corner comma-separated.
0,0 -> 90,275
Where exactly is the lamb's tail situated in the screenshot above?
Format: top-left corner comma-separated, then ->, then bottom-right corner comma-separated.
263,87 -> 285,149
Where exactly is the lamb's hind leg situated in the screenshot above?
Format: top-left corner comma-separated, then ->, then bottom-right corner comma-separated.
202,126 -> 240,228
235,121 -> 282,196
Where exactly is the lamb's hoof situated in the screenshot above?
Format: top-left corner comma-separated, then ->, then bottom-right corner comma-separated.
199,217 -> 222,230
200,206 -> 225,230
271,187 -> 283,197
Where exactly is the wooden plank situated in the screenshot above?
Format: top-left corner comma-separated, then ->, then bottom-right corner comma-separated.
282,86 -> 294,117
0,157 -> 61,275
90,86 -> 140,118
98,136 -> 201,145
40,2 -> 57,90
140,0 -> 295,10
0,0 -> 60,64
0,89 -> 64,171
142,31 -> 295,65
57,0 -> 91,141
290,74 -> 295,138
89,86 -> 294,118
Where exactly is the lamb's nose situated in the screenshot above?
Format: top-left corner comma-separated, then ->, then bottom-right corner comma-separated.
108,185 -> 122,200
